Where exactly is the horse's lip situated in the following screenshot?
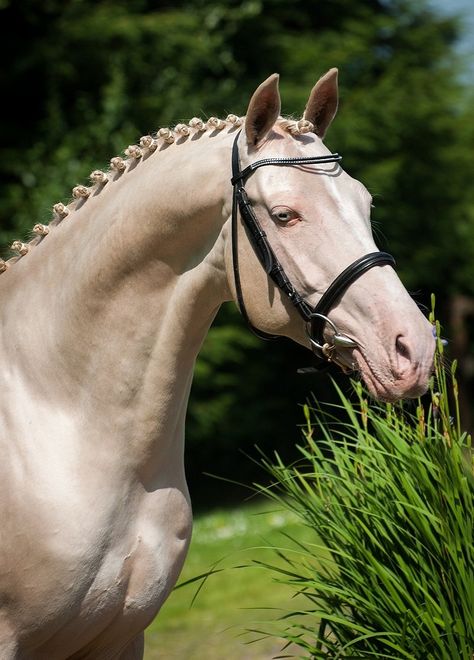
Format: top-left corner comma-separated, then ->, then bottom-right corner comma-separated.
353,349 -> 398,402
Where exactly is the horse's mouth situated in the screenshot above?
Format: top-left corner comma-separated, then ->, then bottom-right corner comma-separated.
315,333 -> 398,400
353,349 -> 400,402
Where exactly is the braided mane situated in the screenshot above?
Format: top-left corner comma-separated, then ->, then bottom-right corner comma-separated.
0,116 -> 313,275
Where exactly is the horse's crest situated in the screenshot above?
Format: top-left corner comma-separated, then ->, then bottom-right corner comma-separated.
0,114 -> 313,275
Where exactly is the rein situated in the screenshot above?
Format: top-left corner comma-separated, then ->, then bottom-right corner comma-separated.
230,130 -> 396,370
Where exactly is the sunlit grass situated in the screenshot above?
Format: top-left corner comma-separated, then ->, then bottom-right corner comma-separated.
254,307 -> 474,658
145,305 -> 473,659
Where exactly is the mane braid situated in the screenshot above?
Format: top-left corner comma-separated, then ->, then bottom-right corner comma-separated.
0,115 -> 311,275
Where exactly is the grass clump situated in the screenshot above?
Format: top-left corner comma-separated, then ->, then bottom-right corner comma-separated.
256,314 -> 474,658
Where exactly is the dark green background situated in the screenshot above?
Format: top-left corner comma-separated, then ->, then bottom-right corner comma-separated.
2,0 -> 473,505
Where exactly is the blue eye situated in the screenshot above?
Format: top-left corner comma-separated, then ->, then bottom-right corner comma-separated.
272,206 -> 296,224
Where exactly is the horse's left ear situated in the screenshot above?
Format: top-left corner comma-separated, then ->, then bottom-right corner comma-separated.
245,73 -> 281,146
303,68 -> 339,138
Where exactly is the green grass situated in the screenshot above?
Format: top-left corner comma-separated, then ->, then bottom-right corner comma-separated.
145,306 -> 474,659
144,499 -> 316,659
253,313 -> 474,658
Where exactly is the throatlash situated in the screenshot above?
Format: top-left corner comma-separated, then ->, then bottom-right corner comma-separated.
0,116 -> 314,275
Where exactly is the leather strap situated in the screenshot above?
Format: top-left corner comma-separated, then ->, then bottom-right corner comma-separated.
310,251 -> 396,347
231,174 -> 277,340
231,153 -> 342,186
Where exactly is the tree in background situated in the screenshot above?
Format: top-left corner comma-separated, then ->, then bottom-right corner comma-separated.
1,0 -> 473,503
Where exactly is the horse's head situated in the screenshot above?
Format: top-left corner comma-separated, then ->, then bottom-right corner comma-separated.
227,71 -> 434,401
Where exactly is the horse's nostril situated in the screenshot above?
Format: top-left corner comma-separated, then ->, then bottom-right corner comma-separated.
396,335 -> 411,362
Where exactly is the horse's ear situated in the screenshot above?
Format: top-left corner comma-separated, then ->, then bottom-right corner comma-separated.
303,68 -> 339,139
245,73 -> 281,146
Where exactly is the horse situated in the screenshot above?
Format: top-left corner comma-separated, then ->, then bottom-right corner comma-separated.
0,69 -> 434,658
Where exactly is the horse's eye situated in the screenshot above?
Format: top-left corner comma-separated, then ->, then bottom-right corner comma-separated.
272,206 -> 297,224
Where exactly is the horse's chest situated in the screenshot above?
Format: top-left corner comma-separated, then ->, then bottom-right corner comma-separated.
82,488 -> 193,625
93,498 -> 191,620
5,484 -> 192,653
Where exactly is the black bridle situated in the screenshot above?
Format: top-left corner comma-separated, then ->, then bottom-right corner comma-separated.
230,131 -> 396,369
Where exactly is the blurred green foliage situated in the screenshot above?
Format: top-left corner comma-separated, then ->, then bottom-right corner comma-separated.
1,0 -> 473,503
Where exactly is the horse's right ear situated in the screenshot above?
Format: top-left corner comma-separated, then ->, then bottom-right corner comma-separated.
245,74 -> 281,146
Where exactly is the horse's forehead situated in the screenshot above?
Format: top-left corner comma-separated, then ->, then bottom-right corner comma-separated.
265,127 -> 324,156
255,129 -> 357,199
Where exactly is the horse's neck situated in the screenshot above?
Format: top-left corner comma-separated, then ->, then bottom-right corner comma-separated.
1,132 -> 232,484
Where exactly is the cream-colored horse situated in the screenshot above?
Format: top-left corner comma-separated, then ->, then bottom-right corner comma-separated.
0,70 -> 434,658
